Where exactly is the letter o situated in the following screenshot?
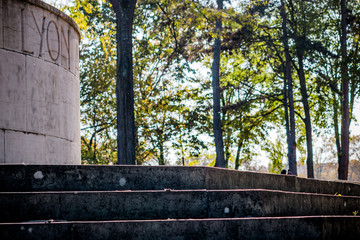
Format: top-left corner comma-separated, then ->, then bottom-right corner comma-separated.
46,20 -> 60,61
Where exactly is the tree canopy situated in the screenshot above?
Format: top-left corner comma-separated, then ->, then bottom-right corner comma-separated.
63,0 -> 360,181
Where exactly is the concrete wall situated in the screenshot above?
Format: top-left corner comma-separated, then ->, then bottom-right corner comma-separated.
1,189 -> 360,222
205,167 -> 360,196
1,217 -> 360,240
1,165 -> 360,196
0,0 -> 80,164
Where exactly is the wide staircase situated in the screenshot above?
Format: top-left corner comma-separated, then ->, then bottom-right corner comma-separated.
0,165 -> 359,239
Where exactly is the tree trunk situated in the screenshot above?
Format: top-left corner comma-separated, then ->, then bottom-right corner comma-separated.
280,0 -> 297,175
224,128 -> 231,168
235,139 -> 243,170
339,0 -> 349,180
283,73 -> 291,170
296,51 -> 314,178
180,134 -> 185,166
110,0 -> 137,165
212,0 -> 225,168
93,108 -> 97,161
235,114 -> 243,170
333,92 -> 342,166
159,141 -> 165,165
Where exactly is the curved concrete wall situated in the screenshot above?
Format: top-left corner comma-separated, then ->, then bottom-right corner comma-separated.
0,0 -> 81,164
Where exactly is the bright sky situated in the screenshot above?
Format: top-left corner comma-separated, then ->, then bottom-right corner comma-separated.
352,99 -> 360,135
42,0 -> 71,8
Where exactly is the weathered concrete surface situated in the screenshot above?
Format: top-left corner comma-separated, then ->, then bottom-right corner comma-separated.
0,165 -> 206,191
1,165 -> 359,196
0,0 -> 80,164
207,190 -> 360,218
0,216 -> 359,240
1,189 -> 359,222
0,190 -> 207,222
1,165 -> 359,238
205,167 -> 360,196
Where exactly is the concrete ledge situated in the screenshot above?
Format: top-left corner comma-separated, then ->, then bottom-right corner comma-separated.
0,165 -> 206,191
0,165 -> 359,196
1,189 -> 359,222
205,167 -> 360,196
0,216 -> 359,240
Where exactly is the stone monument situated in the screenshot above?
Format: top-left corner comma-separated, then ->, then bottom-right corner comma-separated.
0,0 -> 81,164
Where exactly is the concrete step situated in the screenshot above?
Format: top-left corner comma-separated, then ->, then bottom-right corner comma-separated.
0,216 -> 359,240
1,189 -> 359,222
1,165 -> 360,196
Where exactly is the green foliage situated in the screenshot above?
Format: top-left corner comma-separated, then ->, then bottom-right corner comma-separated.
263,138 -> 285,174
67,0 -> 117,164
63,0 -> 359,176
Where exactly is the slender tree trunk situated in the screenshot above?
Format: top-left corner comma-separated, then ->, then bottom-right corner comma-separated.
289,0 -> 313,178
93,108 -> 97,161
110,0 -> 137,165
235,139 -> 243,170
212,0 -> 225,168
283,75 -> 291,170
235,115 -> 243,170
180,134 -> 185,166
159,141 -> 165,165
297,51 -> 314,178
280,0 -> 297,175
224,128 -> 231,168
339,0 -> 349,180
94,133 -> 97,161
333,92 -> 342,165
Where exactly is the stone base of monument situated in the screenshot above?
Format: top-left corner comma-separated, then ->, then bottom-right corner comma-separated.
0,165 -> 359,239
0,0 -> 81,165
